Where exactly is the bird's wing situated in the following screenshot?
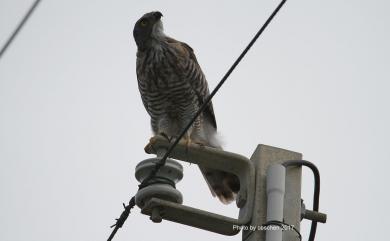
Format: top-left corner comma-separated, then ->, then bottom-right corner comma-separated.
166,37 -> 217,130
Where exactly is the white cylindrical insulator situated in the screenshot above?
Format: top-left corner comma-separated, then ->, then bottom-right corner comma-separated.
266,164 -> 286,241
135,157 -> 183,208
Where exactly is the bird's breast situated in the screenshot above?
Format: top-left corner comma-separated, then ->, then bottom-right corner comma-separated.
137,47 -> 198,116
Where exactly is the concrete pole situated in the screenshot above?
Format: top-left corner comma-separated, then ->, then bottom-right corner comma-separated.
243,145 -> 302,241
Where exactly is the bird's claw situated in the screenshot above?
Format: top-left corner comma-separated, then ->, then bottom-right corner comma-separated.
144,133 -> 175,153
158,132 -> 171,141
144,136 -> 159,153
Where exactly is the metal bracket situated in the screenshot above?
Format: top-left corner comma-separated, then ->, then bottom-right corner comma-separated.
142,135 -> 256,235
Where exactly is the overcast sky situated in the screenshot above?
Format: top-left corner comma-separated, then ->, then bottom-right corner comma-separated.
1,0 -> 389,241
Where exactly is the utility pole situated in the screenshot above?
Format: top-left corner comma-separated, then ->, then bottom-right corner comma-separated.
243,145 -> 302,241
134,135 -> 326,241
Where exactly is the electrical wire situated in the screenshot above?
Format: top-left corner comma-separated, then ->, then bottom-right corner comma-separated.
107,197 -> 135,241
283,160 -> 321,241
108,0 -> 289,240
0,0 -> 42,60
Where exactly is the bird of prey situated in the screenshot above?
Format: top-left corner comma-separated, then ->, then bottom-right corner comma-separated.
133,11 -> 239,204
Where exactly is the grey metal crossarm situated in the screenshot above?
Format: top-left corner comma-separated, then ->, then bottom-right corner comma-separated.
141,198 -> 241,236
144,135 -> 255,222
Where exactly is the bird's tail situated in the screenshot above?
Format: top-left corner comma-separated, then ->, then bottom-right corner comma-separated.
198,131 -> 240,204
199,165 -> 240,204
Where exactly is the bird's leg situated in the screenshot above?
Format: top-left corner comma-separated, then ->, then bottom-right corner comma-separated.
189,131 -> 208,148
183,132 -> 193,155
181,133 -> 193,165
192,140 -> 207,148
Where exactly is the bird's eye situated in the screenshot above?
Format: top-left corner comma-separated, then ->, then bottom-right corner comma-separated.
140,19 -> 148,27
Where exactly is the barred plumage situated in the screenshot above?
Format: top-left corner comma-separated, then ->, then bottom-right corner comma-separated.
133,11 -> 239,204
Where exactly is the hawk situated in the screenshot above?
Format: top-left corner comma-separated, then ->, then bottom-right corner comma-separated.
133,11 -> 239,204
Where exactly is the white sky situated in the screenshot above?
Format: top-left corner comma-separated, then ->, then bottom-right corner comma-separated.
0,0 -> 389,241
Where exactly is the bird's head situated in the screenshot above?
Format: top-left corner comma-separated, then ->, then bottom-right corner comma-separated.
133,11 -> 164,49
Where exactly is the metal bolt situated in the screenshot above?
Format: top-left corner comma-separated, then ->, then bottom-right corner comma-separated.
236,189 -> 247,208
150,207 -> 162,223
302,209 -> 327,223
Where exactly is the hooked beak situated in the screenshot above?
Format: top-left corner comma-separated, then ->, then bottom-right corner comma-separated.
153,11 -> 163,20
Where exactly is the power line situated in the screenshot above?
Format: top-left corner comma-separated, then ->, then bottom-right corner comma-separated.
0,0 -> 42,60
108,0 -> 288,240
283,160 -> 321,241
108,197 -> 135,241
